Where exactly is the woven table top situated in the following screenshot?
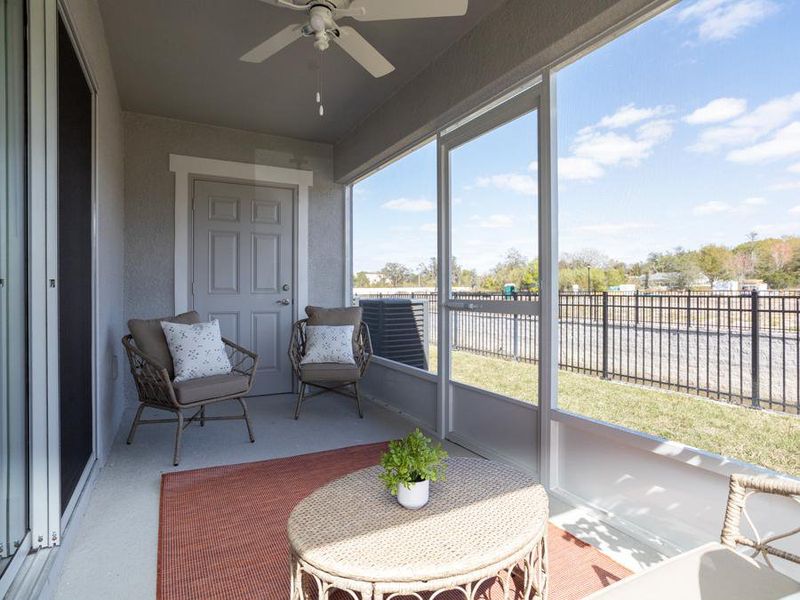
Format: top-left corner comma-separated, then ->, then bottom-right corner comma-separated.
287,457 -> 548,584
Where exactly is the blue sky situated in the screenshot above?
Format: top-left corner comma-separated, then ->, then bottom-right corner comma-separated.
353,0 -> 800,274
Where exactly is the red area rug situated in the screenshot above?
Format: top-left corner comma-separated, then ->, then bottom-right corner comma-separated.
158,443 -> 630,599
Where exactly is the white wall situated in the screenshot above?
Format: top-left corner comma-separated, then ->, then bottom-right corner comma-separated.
61,0 -> 126,462
554,415 -> 800,577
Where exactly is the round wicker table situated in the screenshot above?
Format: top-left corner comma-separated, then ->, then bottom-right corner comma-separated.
287,457 -> 549,600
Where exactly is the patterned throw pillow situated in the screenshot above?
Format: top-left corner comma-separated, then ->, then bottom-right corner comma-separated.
300,325 -> 356,365
160,319 -> 232,382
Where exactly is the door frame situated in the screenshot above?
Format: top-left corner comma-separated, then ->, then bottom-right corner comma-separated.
169,154 -> 313,318
437,83 -> 547,474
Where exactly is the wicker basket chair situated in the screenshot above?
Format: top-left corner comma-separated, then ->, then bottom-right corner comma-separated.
289,310 -> 372,420
122,311 -> 259,466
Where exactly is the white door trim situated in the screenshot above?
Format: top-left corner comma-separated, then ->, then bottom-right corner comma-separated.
169,154 -> 313,315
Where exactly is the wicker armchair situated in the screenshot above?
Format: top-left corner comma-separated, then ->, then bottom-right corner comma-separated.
289,316 -> 372,420
122,311 -> 259,466
720,473 -> 800,567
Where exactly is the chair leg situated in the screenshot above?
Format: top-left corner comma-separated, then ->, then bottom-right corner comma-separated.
294,382 -> 306,420
353,382 -> 364,419
173,411 -> 184,466
237,398 -> 255,443
200,406 -> 205,427
126,404 -> 145,445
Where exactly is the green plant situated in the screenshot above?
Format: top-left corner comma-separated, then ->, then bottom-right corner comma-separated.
379,429 -> 448,495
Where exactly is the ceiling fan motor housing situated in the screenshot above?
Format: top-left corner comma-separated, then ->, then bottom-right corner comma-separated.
305,4 -> 337,50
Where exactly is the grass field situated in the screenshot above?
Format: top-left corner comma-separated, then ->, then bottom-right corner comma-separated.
427,346 -> 800,477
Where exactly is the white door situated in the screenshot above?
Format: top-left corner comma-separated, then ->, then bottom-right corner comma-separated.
192,179 -> 294,396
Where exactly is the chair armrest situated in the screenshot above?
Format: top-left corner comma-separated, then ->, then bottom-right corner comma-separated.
222,338 -> 259,383
720,473 -> 800,567
121,335 -> 178,409
288,319 -> 307,377
355,322 -> 373,376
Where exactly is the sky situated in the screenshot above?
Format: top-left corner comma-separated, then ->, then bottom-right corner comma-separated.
353,0 -> 800,274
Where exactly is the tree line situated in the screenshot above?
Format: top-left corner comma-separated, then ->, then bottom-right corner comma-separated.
354,235 -> 800,292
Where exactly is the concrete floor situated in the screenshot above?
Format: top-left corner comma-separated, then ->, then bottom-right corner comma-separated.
53,393 -> 662,600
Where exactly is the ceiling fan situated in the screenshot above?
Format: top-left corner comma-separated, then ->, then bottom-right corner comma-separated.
240,0 -> 469,78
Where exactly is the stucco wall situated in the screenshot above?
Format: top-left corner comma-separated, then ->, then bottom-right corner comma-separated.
62,0 -> 126,461
333,0 -> 661,182
123,112 -> 345,399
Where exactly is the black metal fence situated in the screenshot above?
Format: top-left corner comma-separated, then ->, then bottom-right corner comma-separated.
354,290 -> 800,415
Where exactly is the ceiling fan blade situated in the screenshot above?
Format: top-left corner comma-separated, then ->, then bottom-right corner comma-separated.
240,24 -> 304,63
333,26 -> 394,78
257,0 -> 308,10
349,0 -> 468,22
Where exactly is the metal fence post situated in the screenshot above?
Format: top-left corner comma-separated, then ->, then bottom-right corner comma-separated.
686,289 -> 692,329
751,289 -> 760,409
513,314 -> 520,361
453,309 -> 459,350
602,291 -> 609,379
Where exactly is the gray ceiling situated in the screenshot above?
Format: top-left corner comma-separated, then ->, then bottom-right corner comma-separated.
98,0 -> 507,143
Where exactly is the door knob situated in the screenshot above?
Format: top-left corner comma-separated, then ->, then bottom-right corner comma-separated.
276,299 -> 290,305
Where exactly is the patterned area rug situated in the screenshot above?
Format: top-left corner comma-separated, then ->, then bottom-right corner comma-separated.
158,443 -> 630,599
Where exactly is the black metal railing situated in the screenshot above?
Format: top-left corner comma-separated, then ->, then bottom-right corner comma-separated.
354,290 -> 800,414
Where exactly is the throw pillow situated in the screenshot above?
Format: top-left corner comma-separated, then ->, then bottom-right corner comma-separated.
160,319 -> 232,382
300,325 -> 356,365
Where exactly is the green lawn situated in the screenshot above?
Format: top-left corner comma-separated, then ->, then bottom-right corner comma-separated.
428,346 -> 800,477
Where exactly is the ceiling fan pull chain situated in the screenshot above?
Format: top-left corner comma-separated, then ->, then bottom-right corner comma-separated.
317,52 -> 325,117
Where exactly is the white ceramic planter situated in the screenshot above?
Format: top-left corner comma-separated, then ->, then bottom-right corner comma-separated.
397,479 -> 429,510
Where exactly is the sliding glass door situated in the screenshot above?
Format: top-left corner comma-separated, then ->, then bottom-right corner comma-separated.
439,88 -> 541,470
0,0 -> 29,580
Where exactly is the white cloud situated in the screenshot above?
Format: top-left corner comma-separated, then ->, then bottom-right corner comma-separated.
768,181 -> 800,191
692,197 -> 767,215
528,160 -> 538,172
594,104 -> 673,129
790,205 -> 800,215
690,92 -> 800,153
573,121 -> 674,167
693,200 -> 732,215
419,223 -> 437,233
475,173 -> 537,196
753,221 -> 800,236
470,213 -> 515,229
381,197 -> 434,212
727,121 -> 800,163
789,162 -> 800,174
558,157 -> 605,181
571,222 -> 653,235
684,97 -> 747,124
677,0 -> 778,42
560,105 -> 674,181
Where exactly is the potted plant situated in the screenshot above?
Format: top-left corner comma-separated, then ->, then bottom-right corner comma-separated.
379,428 -> 448,510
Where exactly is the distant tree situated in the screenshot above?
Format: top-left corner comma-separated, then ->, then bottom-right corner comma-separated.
353,271 -> 370,288
379,262 -> 413,287
696,245 -> 733,285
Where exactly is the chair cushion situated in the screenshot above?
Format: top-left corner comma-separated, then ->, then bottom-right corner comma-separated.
300,362 -> 360,383
305,305 -> 362,327
172,373 -> 250,405
305,306 -> 362,345
584,542 -> 800,600
128,311 -> 201,377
